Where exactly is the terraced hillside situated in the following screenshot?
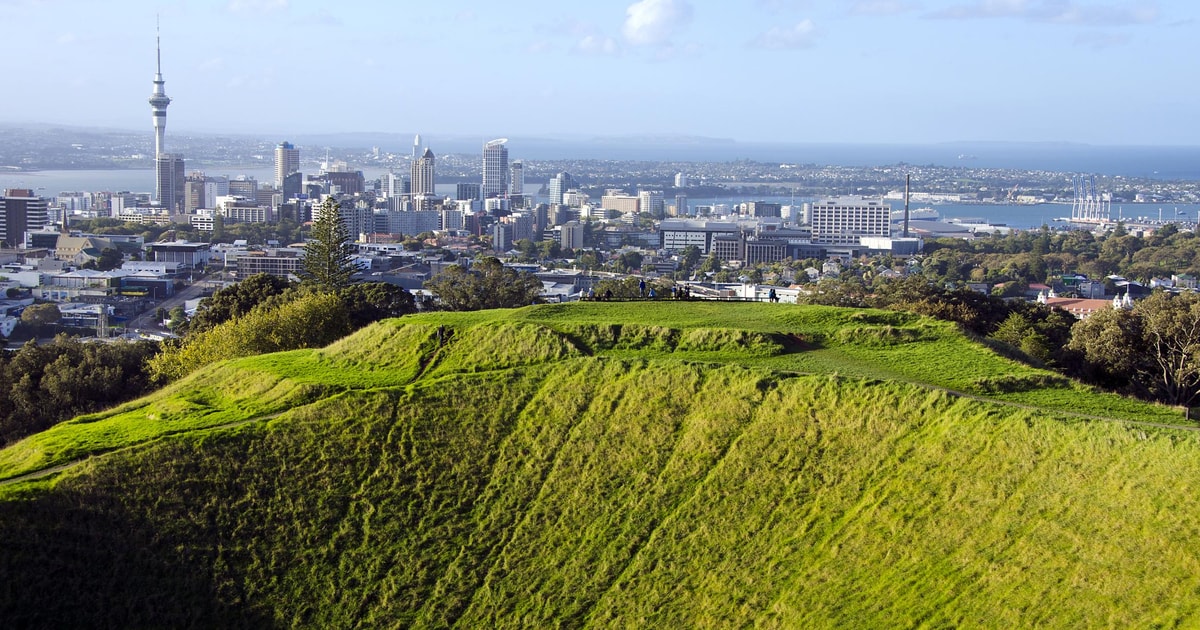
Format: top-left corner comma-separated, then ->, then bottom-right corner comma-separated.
3,302 -> 1200,627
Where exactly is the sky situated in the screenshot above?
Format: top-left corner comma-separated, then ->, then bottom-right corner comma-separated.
3,0 -> 1197,146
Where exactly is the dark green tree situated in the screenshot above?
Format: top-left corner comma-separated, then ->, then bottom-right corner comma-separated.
679,245 -> 702,272
302,197 -> 357,290
188,273 -> 295,334
20,303 -> 61,328
338,282 -> 417,328
424,257 -> 542,311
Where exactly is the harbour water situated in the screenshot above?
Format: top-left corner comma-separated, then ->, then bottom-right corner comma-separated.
4,168 -> 1199,232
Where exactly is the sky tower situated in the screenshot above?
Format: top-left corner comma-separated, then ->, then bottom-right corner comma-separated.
148,24 -> 171,160
148,22 -> 175,209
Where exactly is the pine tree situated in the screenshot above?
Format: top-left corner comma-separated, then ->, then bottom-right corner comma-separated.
302,197 -> 357,290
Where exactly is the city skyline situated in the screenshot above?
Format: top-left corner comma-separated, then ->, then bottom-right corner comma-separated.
4,0 -> 1198,146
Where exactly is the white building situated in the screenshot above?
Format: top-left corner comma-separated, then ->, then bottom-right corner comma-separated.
808,196 -> 891,245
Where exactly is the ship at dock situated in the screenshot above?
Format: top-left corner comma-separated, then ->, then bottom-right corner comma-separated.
891,206 -> 939,222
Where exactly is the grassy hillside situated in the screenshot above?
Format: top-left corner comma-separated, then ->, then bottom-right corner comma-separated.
2,302 -> 1200,627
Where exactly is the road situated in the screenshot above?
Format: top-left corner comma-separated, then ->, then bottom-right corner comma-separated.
124,272 -> 222,331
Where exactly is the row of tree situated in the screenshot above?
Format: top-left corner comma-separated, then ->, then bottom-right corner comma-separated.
0,336 -> 160,446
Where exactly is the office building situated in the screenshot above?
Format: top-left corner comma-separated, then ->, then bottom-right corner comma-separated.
601,190 -> 640,214
509,160 -> 524,204
809,196 -> 891,245
560,220 -> 585,250
321,166 -> 365,195
742,201 -> 782,218
674,194 -> 688,217
155,153 -> 185,214
482,138 -> 509,199
0,189 -> 50,247
411,147 -> 435,196
548,172 -> 574,206
228,177 -> 258,198
638,190 -> 664,217
184,171 -> 207,213
382,172 -> 408,200
274,141 -> 300,188
456,182 -> 480,201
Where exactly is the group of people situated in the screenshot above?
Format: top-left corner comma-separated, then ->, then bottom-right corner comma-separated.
585,280 -> 696,301
584,282 -> 781,303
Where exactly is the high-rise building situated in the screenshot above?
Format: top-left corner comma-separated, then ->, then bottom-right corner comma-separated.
638,190 -> 665,217
808,196 -> 891,245
456,182 -> 481,201
411,147 -> 435,196
509,160 -> 524,198
560,220 -> 585,251
0,189 -> 50,248
482,138 -> 509,200
275,142 -> 300,188
382,172 -> 408,200
601,190 -> 640,214
229,177 -> 258,198
548,172 -> 575,206
184,171 -> 207,213
148,25 -> 174,209
155,153 -> 186,214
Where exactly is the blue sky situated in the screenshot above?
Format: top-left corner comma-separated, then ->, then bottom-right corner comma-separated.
4,0 -> 1196,145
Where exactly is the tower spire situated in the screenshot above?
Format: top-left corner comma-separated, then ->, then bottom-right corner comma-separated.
156,16 -> 162,77
149,16 -> 173,207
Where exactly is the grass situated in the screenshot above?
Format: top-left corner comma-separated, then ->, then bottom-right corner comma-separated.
2,301 -> 1200,626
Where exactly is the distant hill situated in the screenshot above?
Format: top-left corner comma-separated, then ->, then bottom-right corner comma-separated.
2,302 -> 1200,627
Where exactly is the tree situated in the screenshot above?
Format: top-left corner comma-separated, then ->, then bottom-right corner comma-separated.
302,197 -> 357,290
1069,292 -> 1200,406
20,303 -> 60,328
0,336 -> 159,445
424,257 -> 542,311
166,306 -> 187,332
188,273 -> 294,334
679,245 -> 702,272
338,282 -> 416,328
990,312 -> 1051,364
1137,291 -> 1200,406
149,291 -> 352,383
613,251 -> 643,274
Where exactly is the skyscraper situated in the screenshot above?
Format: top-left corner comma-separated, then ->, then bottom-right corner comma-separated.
0,189 -> 50,248
156,153 -> 186,214
548,172 -> 575,206
411,147 -> 435,196
509,160 -> 524,197
482,138 -> 509,200
275,141 -> 300,188
148,24 -> 173,208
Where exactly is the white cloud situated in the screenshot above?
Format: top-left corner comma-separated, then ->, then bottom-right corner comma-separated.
755,0 -> 812,12
622,0 -> 694,46
930,0 -> 1159,26
576,35 -> 620,55
850,0 -> 917,16
227,0 -> 287,13
55,32 -> 76,45
752,19 -> 819,49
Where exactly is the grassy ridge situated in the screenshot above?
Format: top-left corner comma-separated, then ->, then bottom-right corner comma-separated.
2,302 -> 1199,626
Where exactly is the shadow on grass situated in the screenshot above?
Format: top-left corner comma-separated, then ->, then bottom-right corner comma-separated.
0,489 -> 272,628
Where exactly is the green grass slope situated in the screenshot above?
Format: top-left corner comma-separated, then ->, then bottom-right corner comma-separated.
2,302 -> 1199,627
